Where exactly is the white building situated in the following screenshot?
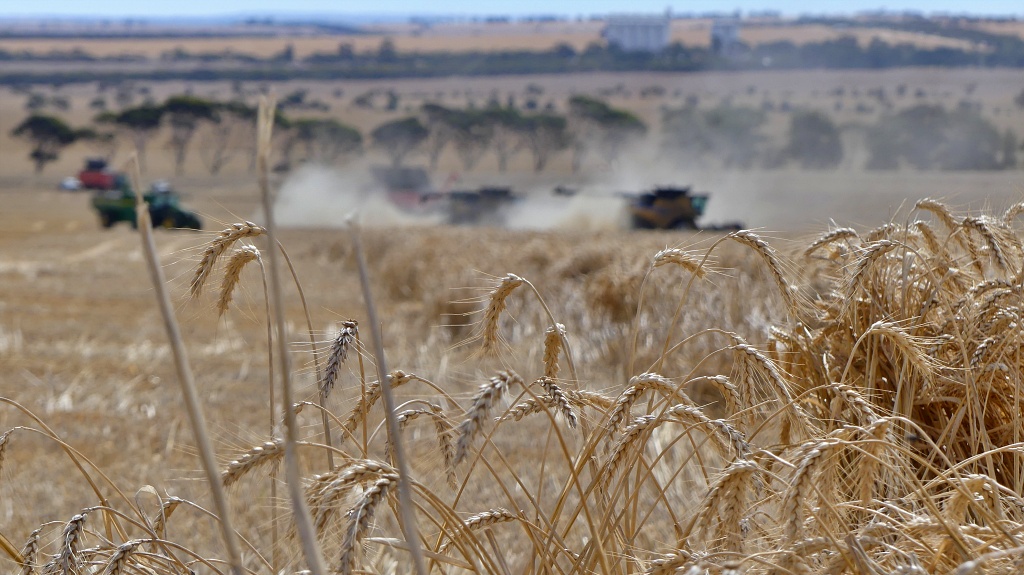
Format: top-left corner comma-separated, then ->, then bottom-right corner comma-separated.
603,11 -> 671,53
710,19 -> 742,56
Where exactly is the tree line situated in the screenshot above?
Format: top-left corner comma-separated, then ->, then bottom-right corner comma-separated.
660,101 -> 1021,171
11,92 -> 1022,175
6,18 -> 1024,86
9,94 -> 649,176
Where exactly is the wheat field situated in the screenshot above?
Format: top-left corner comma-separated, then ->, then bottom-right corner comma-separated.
3,71 -> 1024,575
5,135 -> 1024,575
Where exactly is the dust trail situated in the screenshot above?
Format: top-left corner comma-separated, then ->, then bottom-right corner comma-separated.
503,192 -> 629,231
273,165 -> 442,228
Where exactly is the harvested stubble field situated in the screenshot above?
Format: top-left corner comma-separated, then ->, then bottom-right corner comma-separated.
5,158 -> 1024,575
0,20 -> 983,60
4,85 -> 1024,573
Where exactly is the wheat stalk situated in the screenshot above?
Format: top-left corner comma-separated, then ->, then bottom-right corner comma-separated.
652,248 -> 708,278
542,324 -> 565,379
321,320 -> 359,399
152,497 -> 181,539
481,274 -> 524,354
222,440 -> 284,488
535,376 -> 578,429
190,221 -> 266,299
805,227 -> 859,258
729,231 -> 798,310
98,540 -> 142,575
438,508 -> 518,555
0,430 -> 10,473
18,527 -> 41,575
338,475 -> 397,575
307,460 -> 396,535
216,245 -> 260,316
963,216 -> 1011,272
607,372 -> 693,432
783,438 -> 841,544
43,511 -> 88,575
916,198 -> 960,231
455,371 -> 521,465
341,370 -> 414,434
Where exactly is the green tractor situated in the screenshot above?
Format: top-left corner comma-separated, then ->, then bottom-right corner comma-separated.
91,180 -> 202,230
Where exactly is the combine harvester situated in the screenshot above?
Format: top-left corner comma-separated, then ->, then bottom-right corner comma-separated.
559,184 -> 742,231
77,158 -> 202,230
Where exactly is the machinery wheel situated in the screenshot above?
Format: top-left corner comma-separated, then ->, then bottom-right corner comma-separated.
162,215 -> 177,229
99,212 -> 114,228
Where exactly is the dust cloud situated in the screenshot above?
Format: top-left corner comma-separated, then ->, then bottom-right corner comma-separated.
503,192 -> 629,231
273,165 -> 443,228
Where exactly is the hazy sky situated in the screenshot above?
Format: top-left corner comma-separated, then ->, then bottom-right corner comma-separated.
5,0 -> 1023,18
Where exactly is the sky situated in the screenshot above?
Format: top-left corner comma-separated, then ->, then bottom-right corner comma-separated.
3,0 -> 1023,19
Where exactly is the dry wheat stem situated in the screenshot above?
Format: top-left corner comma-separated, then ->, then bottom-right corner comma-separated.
216,245 -> 260,316
481,274 -> 524,354
152,498 -> 181,539
348,220 -> 427,575
805,227 -> 859,258
652,247 -> 708,278
916,198 -> 960,231
543,324 -> 565,379
99,540 -> 142,575
438,509 -> 518,555
18,527 -> 41,575
607,372 -> 694,432
536,376 -> 578,429
0,430 -> 10,473
221,440 -> 284,487
341,370 -> 414,434
321,320 -> 359,399
189,221 -> 266,299
729,230 -> 798,311
133,161 -> 245,575
257,96 -> 327,575
338,474 -> 397,575
455,371 -> 521,465
307,460 -> 396,535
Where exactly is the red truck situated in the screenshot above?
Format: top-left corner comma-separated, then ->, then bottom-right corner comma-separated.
78,158 -> 126,191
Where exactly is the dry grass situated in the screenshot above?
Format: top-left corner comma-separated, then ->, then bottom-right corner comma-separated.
8,157 -> 1024,575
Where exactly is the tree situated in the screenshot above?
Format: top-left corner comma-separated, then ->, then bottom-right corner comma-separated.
163,95 -> 218,175
521,114 -> 569,172
370,117 -> 428,167
567,95 -> 647,171
661,104 -> 766,169
482,107 -> 528,172
785,110 -> 843,169
12,114 -> 79,173
864,105 -> 1002,171
594,109 -> 647,165
203,101 -> 255,175
107,104 -> 164,171
421,103 -> 459,170
448,111 -> 492,171
1001,129 -> 1018,169
291,118 -> 362,164
75,127 -> 118,161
